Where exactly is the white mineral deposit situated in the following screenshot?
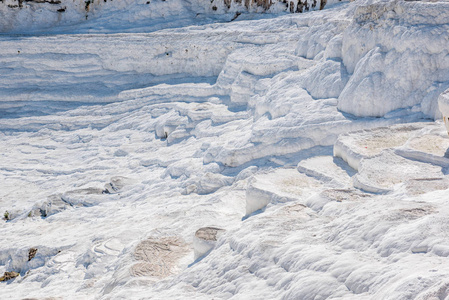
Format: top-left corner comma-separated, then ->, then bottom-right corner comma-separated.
1,0 -> 449,299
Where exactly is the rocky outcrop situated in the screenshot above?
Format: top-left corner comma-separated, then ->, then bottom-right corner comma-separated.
0,0 -> 330,33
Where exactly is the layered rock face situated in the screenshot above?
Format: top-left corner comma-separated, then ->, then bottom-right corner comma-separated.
338,0 -> 449,119
220,0 -> 327,11
0,0 -> 330,33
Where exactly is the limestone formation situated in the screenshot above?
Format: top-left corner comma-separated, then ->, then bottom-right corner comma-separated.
193,227 -> 226,260
131,237 -> 189,278
216,0 -> 321,11
195,227 -> 225,241
438,89 -> 449,135
103,176 -> 134,194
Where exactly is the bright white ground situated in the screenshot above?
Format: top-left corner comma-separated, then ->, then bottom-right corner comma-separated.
2,0 -> 449,299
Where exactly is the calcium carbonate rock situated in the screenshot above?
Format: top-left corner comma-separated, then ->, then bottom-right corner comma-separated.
103,176 -> 135,194
245,168 -> 322,216
338,0 -> 449,119
334,123 -> 432,170
193,227 -> 226,260
38,194 -> 70,218
0,0 -> 330,34
438,88 -> 449,135
131,237 -> 189,278
3,0 -> 449,299
353,150 -> 444,193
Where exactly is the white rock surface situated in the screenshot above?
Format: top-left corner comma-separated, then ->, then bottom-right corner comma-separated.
354,150 -> 445,193
1,0 -> 449,299
193,227 -> 226,260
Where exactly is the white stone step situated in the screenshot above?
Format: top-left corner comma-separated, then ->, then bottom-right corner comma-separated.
245,168 -> 323,217
334,123 -> 433,171
297,155 -> 355,188
353,150 -> 445,194
395,125 -> 449,167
